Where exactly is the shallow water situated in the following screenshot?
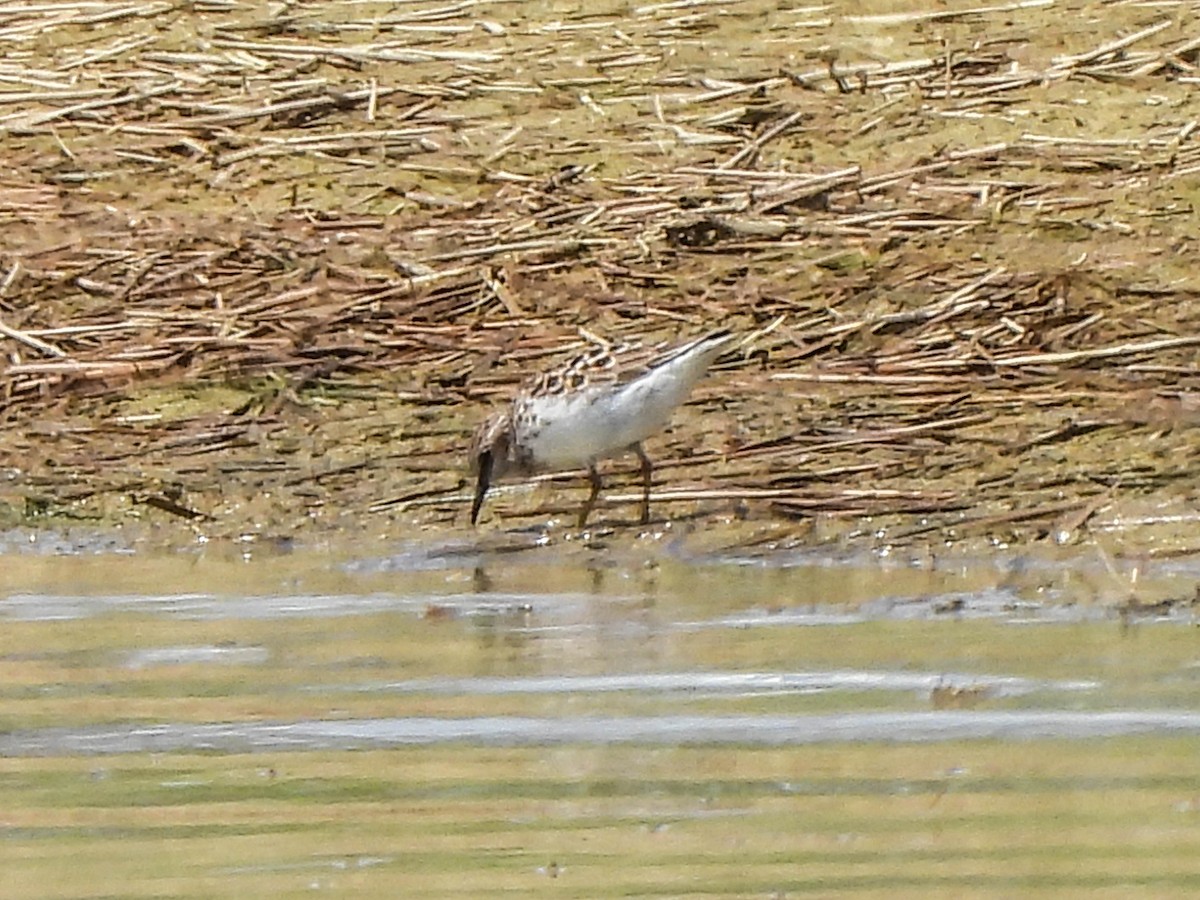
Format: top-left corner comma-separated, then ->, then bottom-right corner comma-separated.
3,534 -> 1200,897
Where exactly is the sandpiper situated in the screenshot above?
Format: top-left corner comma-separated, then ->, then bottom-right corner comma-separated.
469,328 -> 737,527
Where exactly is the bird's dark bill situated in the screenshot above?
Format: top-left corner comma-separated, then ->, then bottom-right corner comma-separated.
470,450 -> 493,525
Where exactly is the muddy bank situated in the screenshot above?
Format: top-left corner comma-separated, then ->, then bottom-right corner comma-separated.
1,1 -> 1197,556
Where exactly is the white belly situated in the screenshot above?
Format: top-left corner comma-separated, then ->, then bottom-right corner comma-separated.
512,329 -> 731,473
518,380 -> 680,471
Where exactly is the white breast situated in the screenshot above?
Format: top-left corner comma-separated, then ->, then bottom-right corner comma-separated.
515,332 -> 731,471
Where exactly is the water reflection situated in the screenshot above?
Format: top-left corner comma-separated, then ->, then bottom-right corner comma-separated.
4,538 -> 1199,898
6,711 -> 1200,757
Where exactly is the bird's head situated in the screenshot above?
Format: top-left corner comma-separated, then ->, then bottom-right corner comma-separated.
467,412 -> 514,525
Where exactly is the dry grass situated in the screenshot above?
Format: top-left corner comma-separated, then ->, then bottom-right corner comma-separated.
1,0 -> 1198,554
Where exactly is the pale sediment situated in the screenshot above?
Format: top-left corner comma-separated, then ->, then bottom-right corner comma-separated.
1,1 -> 1197,559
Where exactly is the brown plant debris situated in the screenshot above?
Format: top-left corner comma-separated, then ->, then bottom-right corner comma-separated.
1,0 -> 1198,554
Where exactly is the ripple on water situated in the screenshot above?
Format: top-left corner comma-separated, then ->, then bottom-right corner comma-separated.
5,711 -> 1200,757
353,670 -> 1099,698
